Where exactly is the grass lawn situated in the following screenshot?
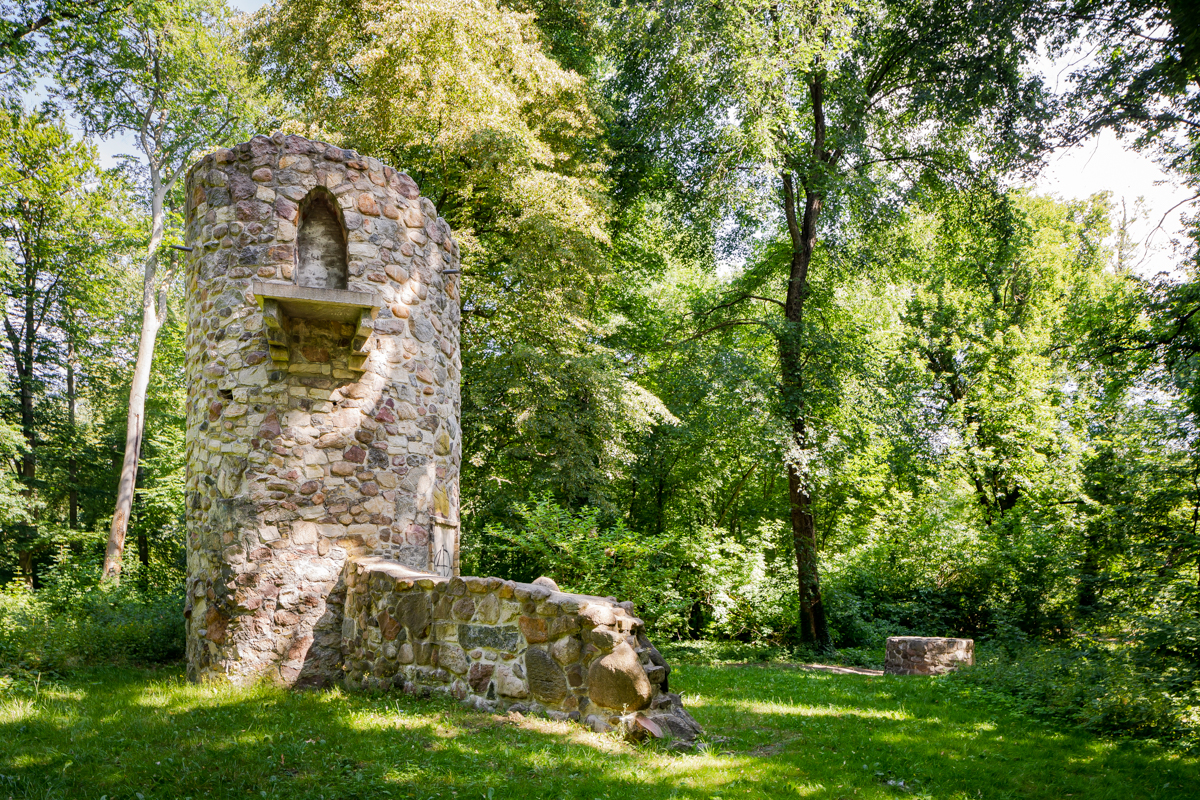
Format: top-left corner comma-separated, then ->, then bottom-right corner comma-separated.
1,659 -> 1196,800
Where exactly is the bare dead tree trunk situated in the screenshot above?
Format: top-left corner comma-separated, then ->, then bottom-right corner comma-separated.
104,180 -> 167,582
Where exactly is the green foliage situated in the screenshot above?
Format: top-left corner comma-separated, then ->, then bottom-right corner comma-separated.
473,496 -> 721,637
0,0 -> 133,94
0,548 -> 184,670
54,0 -> 261,178
3,0 -> 1200,775
953,638 -> 1200,747
0,110 -> 139,579
247,0 -> 672,531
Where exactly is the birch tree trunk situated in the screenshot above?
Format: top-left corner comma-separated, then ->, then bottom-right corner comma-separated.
103,179 -> 167,582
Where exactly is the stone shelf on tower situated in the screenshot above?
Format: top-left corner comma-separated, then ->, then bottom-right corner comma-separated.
251,279 -> 380,370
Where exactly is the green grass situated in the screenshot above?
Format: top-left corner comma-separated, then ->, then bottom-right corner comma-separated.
1,660 -> 1197,800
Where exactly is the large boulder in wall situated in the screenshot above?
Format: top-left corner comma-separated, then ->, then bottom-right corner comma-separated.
587,642 -> 652,711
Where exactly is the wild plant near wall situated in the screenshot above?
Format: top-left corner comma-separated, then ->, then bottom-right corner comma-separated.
0,548 -> 184,671
471,496 -> 775,639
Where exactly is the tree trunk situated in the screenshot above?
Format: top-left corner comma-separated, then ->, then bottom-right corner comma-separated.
16,366 -> 35,588
103,184 -> 166,582
137,525 -> 149,567
1077,527 -> 1100,615
17,548 -> 33,589
779,177 -> 834,653
15,249 -> 37,588
775,73 -> 834,654
67,346 -> 78,530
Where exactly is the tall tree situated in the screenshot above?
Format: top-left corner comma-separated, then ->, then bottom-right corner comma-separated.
607,0 -> 1049,650
1055,0 -> 1200,164
904,189 -> 1111,524
53,0 -> 259,581
0,111 -> 130,583
246,0 -> 671,527
0,0 -> 129,93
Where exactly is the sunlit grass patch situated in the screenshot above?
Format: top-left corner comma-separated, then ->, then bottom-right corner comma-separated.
718,697 -> 915,721
0,662 -> 1197,799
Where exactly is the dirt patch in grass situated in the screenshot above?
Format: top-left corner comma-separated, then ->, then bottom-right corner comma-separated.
727,661 -> 885,676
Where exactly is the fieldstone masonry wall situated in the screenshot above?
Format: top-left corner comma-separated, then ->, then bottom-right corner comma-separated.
884,636 -> 974,675
183,133 -> 462,686
343,559 -> 702,740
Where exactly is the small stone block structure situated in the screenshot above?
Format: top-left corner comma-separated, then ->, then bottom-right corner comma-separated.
884,636 -> 974,675
343,559 -> 702,741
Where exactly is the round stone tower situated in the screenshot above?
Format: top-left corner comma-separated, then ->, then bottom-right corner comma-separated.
182,133 -> 462,686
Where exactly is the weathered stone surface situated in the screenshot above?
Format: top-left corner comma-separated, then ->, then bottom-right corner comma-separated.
379,609 -> 402,641
185,134 -> 463,687
185,140 -> 694,746
437,644 -> 468,675
578,604 -> 617,627
473,592 -> 500,625
525,646 -> 569,704
651,693 -> 703,744
884,636 -> 974,675
632,714 -> 663,740
550,635 -> 581,665
467,662 -> 494,693
398,592 -> 432,637
584,627 -> 623,653
548,615 -> 580,638
586,714 -> 613,734
452,596 -> 476,621
493,664 -> 528,698
340,560 -> 700,745
587,643 -> 652,711
519,615 -> 548,643
458,624 -> 520,652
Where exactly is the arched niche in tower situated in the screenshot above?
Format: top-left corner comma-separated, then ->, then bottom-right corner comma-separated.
296,187 -> 348,290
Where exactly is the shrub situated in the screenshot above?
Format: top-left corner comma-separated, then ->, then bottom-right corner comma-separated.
468,496 -> 775,639
950,637 -> 1200,748
0,547 -> 184,670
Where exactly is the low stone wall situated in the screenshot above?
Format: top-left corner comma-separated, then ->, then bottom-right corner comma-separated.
341,558 -> 701,742
884,636 -> 974,675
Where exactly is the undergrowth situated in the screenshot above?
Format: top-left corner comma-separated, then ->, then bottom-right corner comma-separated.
0,549 -> 184,671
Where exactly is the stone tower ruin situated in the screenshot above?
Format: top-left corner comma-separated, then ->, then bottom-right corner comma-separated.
183,133 -> 462,686
180,134 -> 701,744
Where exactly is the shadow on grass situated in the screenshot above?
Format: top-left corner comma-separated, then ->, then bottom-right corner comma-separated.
1,663 -> 1198,800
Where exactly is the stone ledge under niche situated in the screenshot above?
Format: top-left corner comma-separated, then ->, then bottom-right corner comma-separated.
251,279 -> 380,371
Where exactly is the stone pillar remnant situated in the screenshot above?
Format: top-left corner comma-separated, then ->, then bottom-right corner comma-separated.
183,133 -> 462,686
884,636 -> 975,675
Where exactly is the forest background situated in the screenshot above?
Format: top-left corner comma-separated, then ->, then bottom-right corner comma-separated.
1,0 -> 1199,748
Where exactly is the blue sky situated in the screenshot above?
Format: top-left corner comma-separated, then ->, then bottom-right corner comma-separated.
229,0 -> 269,12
